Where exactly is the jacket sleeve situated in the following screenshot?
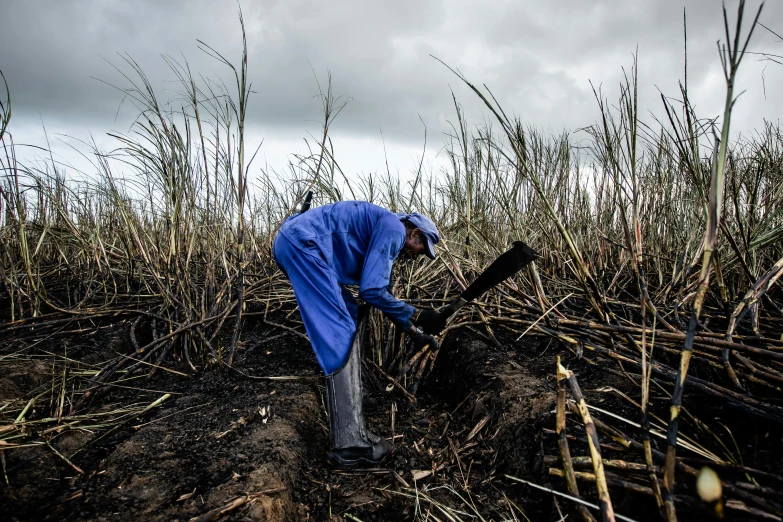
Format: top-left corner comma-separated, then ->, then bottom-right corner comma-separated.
358,216 -> 416,328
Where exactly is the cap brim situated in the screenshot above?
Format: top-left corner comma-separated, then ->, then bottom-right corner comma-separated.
424,238 -> 437,259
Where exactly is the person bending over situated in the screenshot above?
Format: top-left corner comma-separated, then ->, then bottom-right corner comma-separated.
273,201 -> 446,468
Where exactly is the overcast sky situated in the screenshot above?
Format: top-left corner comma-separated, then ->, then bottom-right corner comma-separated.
1,0 -> 781,182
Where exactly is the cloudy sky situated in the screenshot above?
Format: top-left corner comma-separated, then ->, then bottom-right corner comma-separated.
1,0 -> 781,181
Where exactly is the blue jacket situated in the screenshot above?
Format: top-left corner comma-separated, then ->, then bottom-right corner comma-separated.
277,201 -> 416,326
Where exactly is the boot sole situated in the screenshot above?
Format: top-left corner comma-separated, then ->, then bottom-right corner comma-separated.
327,452 -> 385,469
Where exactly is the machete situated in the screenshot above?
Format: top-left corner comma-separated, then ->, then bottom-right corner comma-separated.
439,241 -> 539,318
407,241 -> 540,370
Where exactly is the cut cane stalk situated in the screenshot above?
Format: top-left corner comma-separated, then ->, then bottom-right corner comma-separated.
559,361 -> 616,522
556,357 -> 597,522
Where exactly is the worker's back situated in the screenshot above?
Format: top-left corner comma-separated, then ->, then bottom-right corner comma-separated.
278,201 -> 406,287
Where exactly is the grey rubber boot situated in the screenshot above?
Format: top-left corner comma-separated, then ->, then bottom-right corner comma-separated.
324,312 -> 392,469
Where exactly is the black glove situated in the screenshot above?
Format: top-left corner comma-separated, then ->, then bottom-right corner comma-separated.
412,309 -> 448,335
408,328 -> 439,351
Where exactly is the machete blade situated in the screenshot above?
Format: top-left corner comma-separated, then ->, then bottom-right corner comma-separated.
460,241 -> 539,302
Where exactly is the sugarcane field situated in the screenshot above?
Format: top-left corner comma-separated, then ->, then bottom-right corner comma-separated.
1,1 -> 783,521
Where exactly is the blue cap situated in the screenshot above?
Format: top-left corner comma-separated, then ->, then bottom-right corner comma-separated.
395,212 -> 440,259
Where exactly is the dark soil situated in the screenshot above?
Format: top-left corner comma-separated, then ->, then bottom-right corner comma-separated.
1,313 -> 780,521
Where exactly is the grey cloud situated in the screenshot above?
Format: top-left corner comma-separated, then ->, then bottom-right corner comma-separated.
1,0 -> 781,163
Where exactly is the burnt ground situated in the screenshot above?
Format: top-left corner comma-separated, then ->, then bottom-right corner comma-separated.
1,313 -> 780,521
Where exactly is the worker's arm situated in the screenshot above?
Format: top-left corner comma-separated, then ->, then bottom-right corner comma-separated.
358,216 -> 416,327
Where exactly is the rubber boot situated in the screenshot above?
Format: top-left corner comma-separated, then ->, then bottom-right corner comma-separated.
324,314 -> 392,469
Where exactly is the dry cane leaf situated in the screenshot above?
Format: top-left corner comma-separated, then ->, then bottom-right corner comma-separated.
214,415 -> 248,439
411,469 -> 432,481
177,488 -> 197,502
63,490 -> 83,502
464,414 -> 491,443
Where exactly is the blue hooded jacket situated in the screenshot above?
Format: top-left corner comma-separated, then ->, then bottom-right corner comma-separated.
277,201 -> 416,326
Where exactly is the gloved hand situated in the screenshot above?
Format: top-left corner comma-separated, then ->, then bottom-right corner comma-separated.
408,328 -> 439,352
412,309 -> 448,335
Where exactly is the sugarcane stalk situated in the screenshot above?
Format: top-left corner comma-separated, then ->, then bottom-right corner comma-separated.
548,468 -> 655,497
641,297 -> 664,511
662,4 -> 763,519
557,357 -> 597,522
543,455 -> 660,473
227,10 -> 249,364
559,361 -> 616,522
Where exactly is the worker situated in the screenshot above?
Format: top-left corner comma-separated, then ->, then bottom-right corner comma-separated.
273,200 -> 447,468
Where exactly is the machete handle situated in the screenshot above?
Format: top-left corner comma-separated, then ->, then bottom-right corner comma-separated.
440,296 -> 469,319
299,190 -> 313,213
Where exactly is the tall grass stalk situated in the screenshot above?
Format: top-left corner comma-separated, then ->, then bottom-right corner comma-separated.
661,2 -> 763,520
